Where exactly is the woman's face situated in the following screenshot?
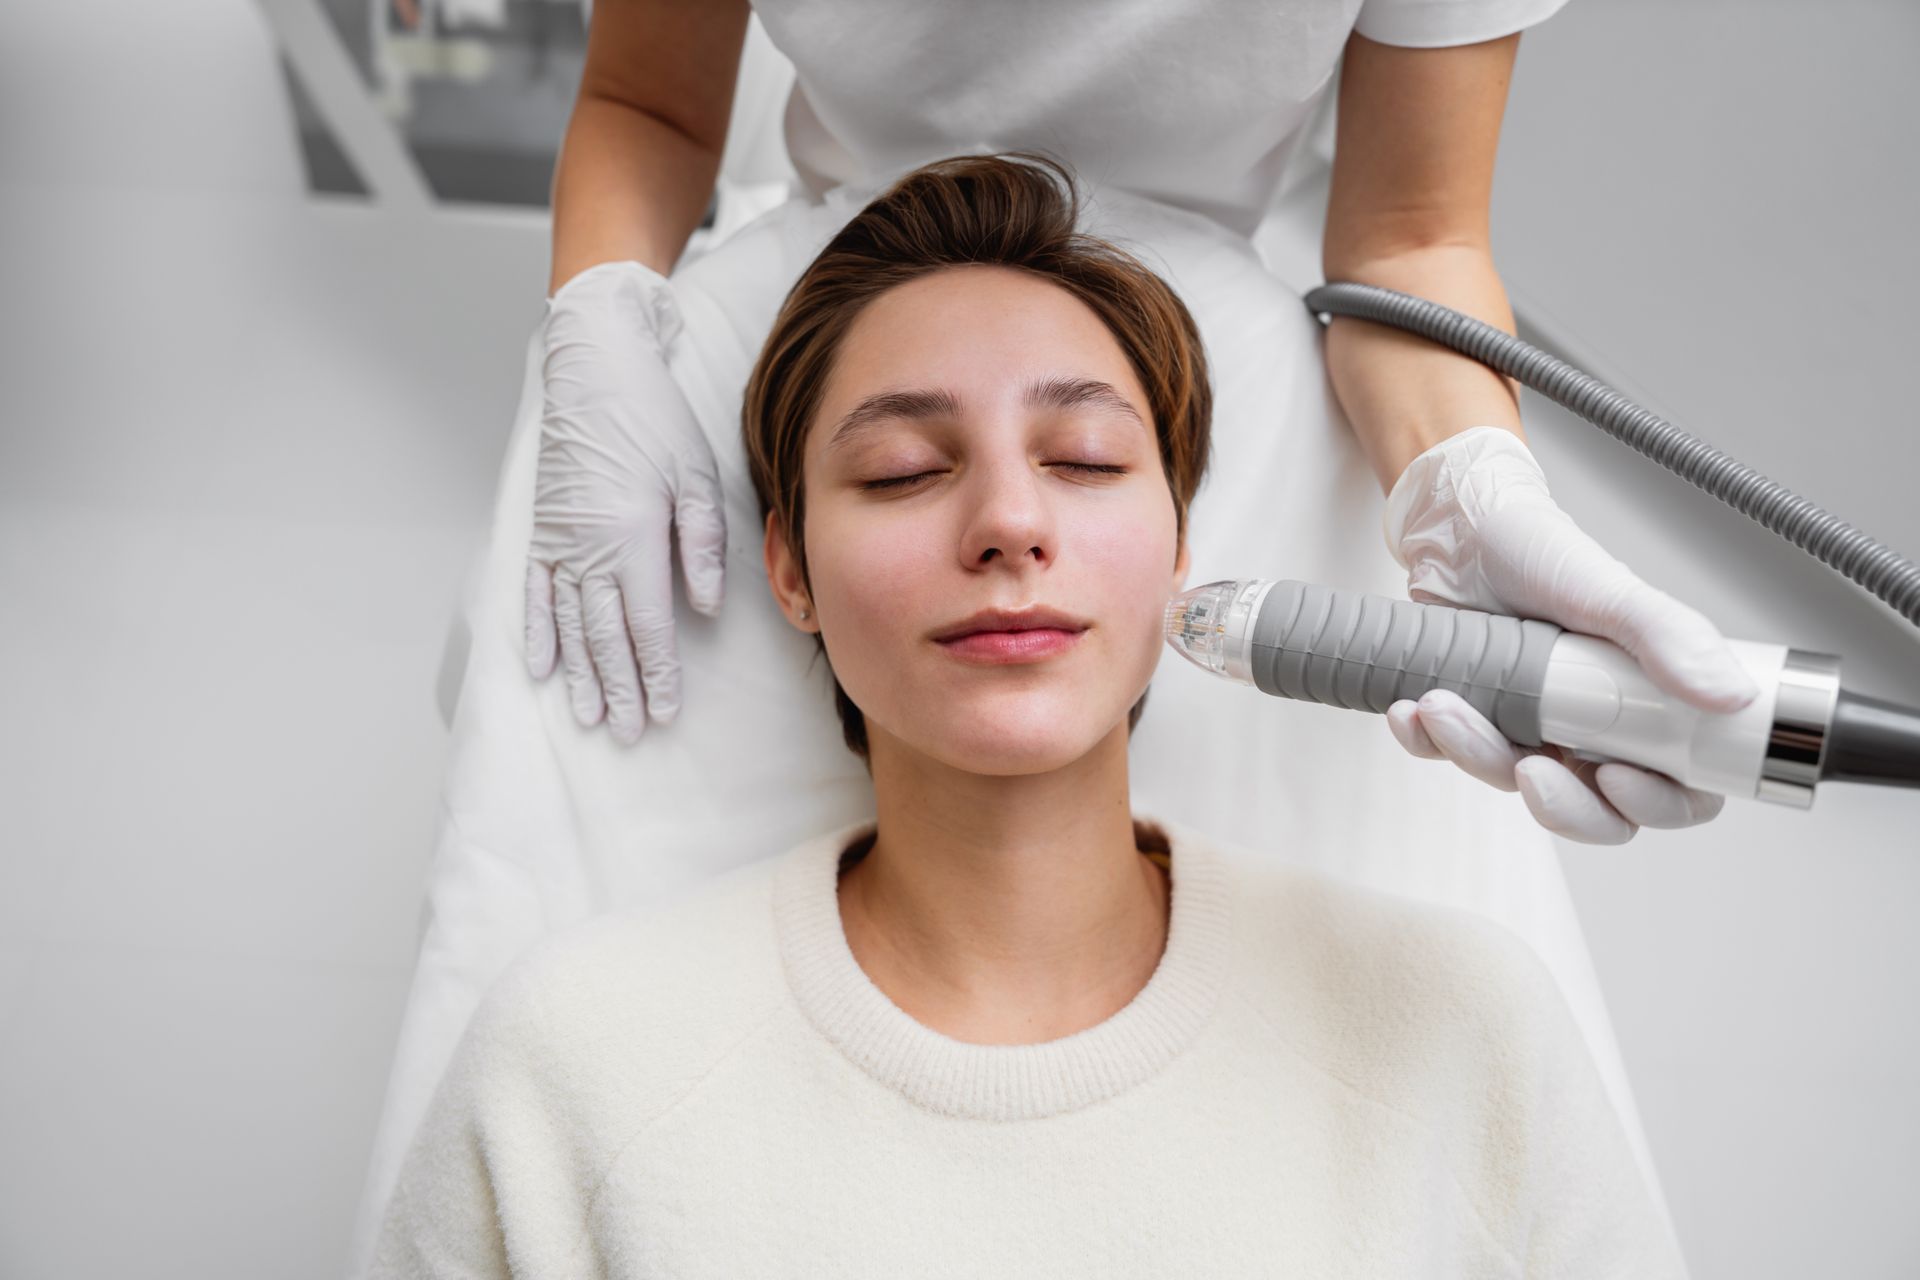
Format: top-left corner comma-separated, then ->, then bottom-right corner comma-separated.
765,264 -> 1190,776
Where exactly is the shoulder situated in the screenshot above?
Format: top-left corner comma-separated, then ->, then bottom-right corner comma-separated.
1221,850 -> 1659,1258
377,854 -> 795,1269
499,851 -> 786,1031
459,851 -> 789,1118
1218,857 -> 1686,1275
1222,848 -> 1576,1111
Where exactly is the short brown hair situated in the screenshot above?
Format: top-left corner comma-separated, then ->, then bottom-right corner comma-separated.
741,151 -> 1213,763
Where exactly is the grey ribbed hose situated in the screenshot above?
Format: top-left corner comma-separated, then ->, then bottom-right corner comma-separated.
1304,282 -> 1920,630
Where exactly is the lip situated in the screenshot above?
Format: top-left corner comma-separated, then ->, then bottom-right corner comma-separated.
932,605 -> 1092,643
935,627 -> 1086,664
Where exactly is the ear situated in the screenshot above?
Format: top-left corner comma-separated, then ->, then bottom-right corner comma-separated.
763,510 -> 816,631
1171,531 -> 1191,593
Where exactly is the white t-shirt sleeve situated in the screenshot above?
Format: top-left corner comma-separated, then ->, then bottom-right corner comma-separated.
1353,0 -> 1573,48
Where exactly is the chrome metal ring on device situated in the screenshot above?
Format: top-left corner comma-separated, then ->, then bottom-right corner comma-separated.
1757,649 -> 1842,808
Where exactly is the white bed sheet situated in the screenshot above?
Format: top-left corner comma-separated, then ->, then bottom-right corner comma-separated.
347,173 -> 1670,1275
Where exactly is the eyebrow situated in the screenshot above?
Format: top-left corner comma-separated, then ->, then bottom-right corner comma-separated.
823,375 -> 1146,454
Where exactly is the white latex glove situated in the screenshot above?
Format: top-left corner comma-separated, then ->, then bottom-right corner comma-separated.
1378,425 -> 1761,844
525,260 -> 727,745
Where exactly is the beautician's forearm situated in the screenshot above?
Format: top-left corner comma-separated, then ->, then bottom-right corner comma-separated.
1320,241 -> 1526,495
548,92 -> 724,295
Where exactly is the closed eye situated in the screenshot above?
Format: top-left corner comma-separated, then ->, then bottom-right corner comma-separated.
859,471 -> 939,491
859,463 -> 1127,492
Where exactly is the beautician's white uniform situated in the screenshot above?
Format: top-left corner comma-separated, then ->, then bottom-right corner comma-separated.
350,0 -> 1692,1273
758,0 -> 1563,238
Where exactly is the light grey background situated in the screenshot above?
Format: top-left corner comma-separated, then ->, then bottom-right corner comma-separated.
0,1 -> 1914,1277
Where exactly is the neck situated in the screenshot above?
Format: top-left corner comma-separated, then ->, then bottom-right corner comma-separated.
838,723 -> 1171,1046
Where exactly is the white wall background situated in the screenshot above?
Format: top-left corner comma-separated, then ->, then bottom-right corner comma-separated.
0,1 -> 1913,1277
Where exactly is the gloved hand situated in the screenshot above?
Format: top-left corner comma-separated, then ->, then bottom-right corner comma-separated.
525,260 -> 727,745
1378,425 -> 1760,844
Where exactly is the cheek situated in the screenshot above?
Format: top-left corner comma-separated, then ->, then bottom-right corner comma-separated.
804,506 -> 940,640
1079,500 -> 1180,629
1082,510 -> 1170,575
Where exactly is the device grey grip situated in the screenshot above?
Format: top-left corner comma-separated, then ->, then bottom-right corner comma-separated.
1247,580 -> 1563,746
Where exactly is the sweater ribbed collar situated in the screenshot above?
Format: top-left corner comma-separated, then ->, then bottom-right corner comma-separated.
772,812 -> 1235,1122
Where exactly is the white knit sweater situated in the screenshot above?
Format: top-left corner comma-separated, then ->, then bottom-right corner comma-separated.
371,814 -> 1688,1278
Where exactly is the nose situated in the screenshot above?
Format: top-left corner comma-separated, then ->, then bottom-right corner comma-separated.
956,452 -> 1056,571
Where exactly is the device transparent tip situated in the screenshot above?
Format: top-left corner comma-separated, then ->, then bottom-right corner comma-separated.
1163,578 -> 1271,685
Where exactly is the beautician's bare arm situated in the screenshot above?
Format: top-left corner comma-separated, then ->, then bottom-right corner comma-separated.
549,0 -> 751,294
1320,30 -> 1528,495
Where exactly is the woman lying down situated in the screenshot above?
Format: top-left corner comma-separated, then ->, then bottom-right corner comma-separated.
372,152 -> 1686,1278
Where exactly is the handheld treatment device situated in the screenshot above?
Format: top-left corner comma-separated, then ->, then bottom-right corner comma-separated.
1165,577 -> 1919,807
1162,283 -> 1920,808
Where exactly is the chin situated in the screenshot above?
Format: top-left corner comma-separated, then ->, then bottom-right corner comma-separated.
912,703 -> 1118,776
